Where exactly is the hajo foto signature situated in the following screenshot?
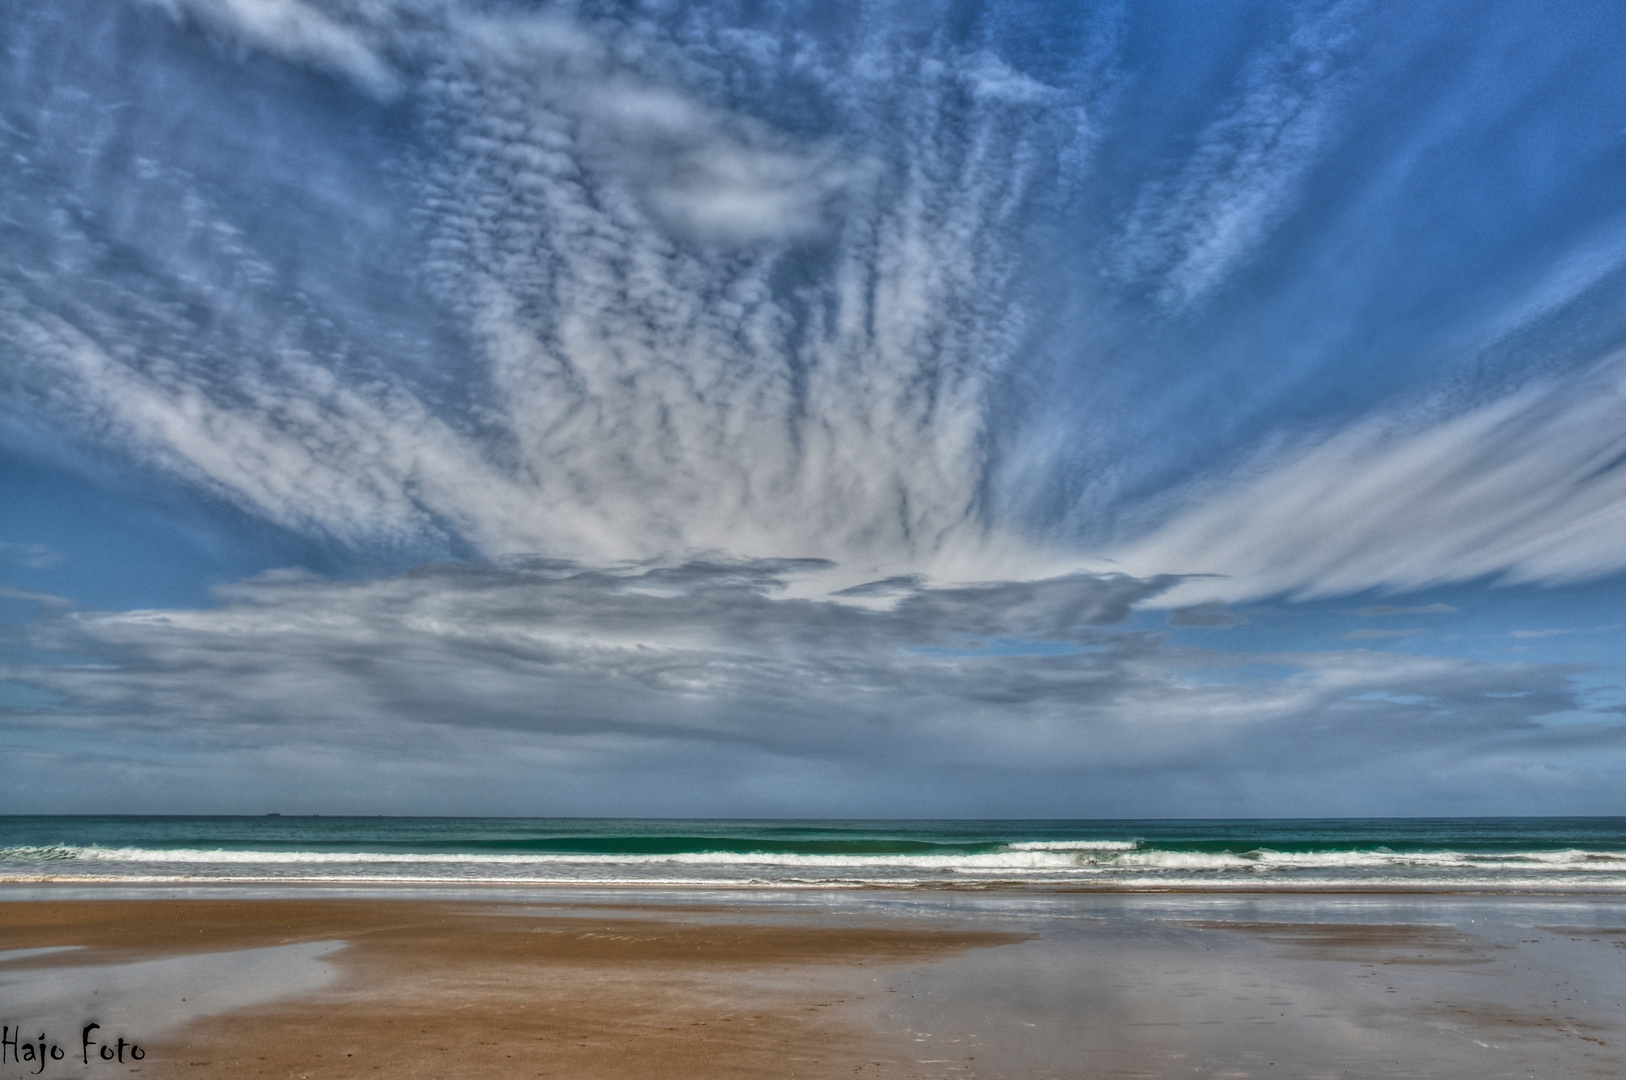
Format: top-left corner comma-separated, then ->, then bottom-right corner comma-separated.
2,1024 -> 144,1074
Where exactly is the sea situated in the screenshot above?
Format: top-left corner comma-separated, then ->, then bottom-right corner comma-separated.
4,817 -> 1626,891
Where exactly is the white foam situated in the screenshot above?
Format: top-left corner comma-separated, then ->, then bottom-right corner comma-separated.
6,843 -> 1626,887
1004,840 -> 1140,852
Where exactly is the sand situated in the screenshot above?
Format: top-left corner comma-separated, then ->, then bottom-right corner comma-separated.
5,892 -> 1626,1079
873,894 -> 1626,1079
0,899 -> 1027,1080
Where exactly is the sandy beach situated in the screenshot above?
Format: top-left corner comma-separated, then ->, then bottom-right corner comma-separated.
0,897 -> 1027,1080
3,891 -> 1625,1079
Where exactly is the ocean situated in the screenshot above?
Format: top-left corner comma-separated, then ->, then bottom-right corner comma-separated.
4,817 -> 1626,890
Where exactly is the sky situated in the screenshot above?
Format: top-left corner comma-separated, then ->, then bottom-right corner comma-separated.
3,0 -> 1626,817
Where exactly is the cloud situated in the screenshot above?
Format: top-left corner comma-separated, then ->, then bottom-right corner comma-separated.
0,2 -> 1090,584
6,0 -> 1626,630
0,301 -> 504,550
451,11 -> 862,245
145,0 -> 400,97
1109,0 -> 1366,308
0,585 -> 74,612
1343,628 -> 1423,641
1114,353 -> 1626,604
1166,602 -> 1247,628
4,559 -> 1619,815
1354,603 -> 1456,616
1509,628 -> 1573,639
0,543 -> 63,571
1469,216 -> 1626,353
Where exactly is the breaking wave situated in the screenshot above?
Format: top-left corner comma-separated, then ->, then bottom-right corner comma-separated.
7,836 -> 1626,889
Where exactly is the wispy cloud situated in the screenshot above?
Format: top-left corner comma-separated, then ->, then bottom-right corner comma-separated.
144,0 -> 400,97
1469,216 -> 1626,355
0,542 -> 63,571
1343,628 -> 1423,641
1109,0 -> 1366,308
1354,603 -> 1456,617
1114,353 -> 1626,603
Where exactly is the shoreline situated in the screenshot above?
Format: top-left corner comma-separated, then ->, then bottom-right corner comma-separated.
10,877 -> 1626,895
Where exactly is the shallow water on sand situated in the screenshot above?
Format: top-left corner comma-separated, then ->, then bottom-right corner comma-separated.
0,939 -> 344,1069
869,894 -> 1626,1079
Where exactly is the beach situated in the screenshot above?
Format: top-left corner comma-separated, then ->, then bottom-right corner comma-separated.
0,896 -> 1031,1079
7,5 -> 1626,1072
8,0 -> 1626,1073
4,888 -> 1626,1080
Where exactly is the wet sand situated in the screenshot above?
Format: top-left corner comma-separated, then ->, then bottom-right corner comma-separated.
0,899 -> 1027,1080
874,895 -> 1626,1079
3,893 -> 1626,1079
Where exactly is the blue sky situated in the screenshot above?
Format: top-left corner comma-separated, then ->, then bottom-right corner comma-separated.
3,0 -> 1626,816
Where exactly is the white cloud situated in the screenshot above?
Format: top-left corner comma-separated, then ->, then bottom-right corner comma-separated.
961,52 -> 1065,105
452,11 -> 860,245
21,1 -> 1622,623
3,7 -> 1088,586
0,300 -> 509,549
1113,353 -> 1626,604
145,0 -> 400,97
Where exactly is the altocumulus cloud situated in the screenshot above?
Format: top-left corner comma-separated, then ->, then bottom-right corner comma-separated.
5,560 -> 1622,815
1,0 -> 1087,581
6,0 -> 1626,597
